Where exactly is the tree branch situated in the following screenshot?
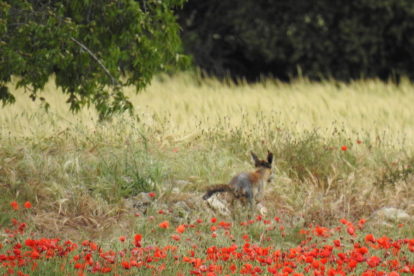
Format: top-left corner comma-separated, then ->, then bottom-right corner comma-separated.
70,37 -> 121,88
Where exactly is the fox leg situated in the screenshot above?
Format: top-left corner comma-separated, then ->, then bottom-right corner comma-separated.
249,199 -> 254,220
225,192 -> 237,218
254,182 -> 264,203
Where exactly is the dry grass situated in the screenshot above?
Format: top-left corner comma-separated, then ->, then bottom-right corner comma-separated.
1,73 -> 414,242
2,73 -> 414,142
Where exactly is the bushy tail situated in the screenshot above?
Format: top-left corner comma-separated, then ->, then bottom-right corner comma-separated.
202,184 -> 235,200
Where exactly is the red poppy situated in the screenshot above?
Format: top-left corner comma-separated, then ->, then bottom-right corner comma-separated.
367,256 -> 381,267
159,221 -> 169,229
31,250 -> 40,260
119,236 -> 125,242
122,261 -> 131,269
365,234 -> 375,243
341,145 -> 347,151
347,226 -> 355,236
176,225 -> 185,234
10,201 -> 18,210
101,267 -> 112,273
24,201 -> 32,209
349,259 -> 357,268
148,192 -> 156,198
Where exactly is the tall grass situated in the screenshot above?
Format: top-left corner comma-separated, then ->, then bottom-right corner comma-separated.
2,73 -> 414,143
1,73 -> 414,242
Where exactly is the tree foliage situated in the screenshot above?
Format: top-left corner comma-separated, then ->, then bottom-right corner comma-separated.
177,0 -> 414,81
0,0 -> 188,116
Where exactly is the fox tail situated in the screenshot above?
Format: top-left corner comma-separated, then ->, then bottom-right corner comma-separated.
202,184 -> 235,200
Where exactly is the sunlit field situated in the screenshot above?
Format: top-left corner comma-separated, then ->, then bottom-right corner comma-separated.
1,73 -> 414,275
2,73 -> 414,142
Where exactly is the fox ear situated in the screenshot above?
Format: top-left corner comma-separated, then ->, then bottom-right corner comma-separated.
267,151 -> 273,165
251,151 -> 260,166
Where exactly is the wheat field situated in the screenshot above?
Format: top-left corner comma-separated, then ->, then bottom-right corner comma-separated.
2,73 -> 414,146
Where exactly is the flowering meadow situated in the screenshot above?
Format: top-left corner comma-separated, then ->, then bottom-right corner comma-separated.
2,199 -> 414,276
2,75 -> 414,275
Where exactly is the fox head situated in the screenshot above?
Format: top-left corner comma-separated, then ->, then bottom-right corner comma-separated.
251,151 -> 274,182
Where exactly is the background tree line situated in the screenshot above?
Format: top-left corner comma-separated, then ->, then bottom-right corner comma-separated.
176,0 -> 414,81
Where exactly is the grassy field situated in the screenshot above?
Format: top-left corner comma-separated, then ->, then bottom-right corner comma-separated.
1,73 -> 414,275
2,73 -> 414,140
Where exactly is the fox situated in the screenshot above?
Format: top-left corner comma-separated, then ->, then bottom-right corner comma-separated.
202,151 -> 273,218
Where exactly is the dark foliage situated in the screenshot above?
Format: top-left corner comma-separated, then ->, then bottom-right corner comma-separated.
177,0 -> 414,81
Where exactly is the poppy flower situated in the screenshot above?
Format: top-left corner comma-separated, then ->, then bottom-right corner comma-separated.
305,256 -> 313,263
176,225 -> 185,234
148,192 -> 156,198
24,201 -> 32,209
122,261 -> 131,269
347,226 -> 355,236
101,267 -> 112,273
159,221 -> 169,229
367,256 -> 381,268
10,201 -> 18,210
341,145 -> 347,151
365,234 -> 375,243
119,236 -> 125,242
349,259 -> 357,268
31,250 -> 40,260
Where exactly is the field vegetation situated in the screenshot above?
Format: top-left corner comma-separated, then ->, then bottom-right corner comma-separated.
1,73 -> 414,275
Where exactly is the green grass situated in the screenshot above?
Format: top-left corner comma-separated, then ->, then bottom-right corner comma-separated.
2,74 -> 414,276
0,73 -> 414,244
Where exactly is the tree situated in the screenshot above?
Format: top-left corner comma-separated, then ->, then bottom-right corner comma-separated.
0,0 -> 188,117
177,0 -> 414,82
